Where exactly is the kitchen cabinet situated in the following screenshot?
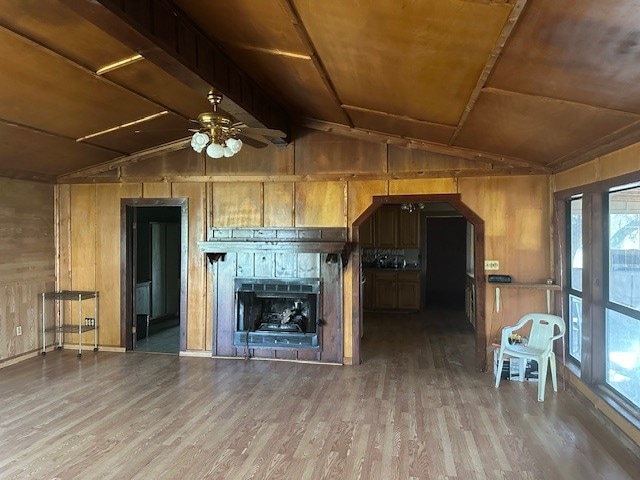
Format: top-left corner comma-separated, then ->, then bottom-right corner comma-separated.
362,205 -> 421,249
398,209 -> 420,248
374,206 -> 398,248
397,271 -> 421,310
365,269 -> 421,311
374,271 -> 398,309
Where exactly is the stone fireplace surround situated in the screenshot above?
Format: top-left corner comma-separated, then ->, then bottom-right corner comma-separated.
199,228 -> 350,363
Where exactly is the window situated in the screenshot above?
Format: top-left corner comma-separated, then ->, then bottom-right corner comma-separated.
567,196 -> 583,362
606,184 -> 640,408
560,180 -> 640,419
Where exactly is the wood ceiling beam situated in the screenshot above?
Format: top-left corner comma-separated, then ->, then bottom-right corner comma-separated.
300,117 -> 549,172
342,105 -> 455,129
62,0 -> 289,144
550,119 -> 640,173
449,0 -> 528,144
57,137 -> 191,181
59,167 -> 545,185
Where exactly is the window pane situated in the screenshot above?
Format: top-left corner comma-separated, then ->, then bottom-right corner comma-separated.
609,186 -> 640,311
606,309 -> 640,408
570,198 -> 583,292
569,294 -> 582,362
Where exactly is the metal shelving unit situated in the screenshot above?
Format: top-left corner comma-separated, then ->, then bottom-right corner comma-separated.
41,290 -> 99,357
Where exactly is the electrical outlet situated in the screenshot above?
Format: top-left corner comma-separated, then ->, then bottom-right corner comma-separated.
85,317 -> 95,327
16,326 -> 22,336
484,260 -> 500,270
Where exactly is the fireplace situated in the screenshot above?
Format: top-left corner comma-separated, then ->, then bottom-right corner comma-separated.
234,278 -> 321,348
199,227 -> 348,362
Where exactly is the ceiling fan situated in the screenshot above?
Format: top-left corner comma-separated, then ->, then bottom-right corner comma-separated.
189,90 -> 286,158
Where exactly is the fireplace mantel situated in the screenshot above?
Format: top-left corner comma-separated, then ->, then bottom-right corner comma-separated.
198,227 -> 352,265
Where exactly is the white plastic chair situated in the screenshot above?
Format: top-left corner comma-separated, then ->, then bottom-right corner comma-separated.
494,313 -> 566,402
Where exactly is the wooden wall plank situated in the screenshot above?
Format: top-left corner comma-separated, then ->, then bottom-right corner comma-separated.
172,182 -> 207,351
264,182 -> 294,227
0,179 -> 54,285
389,178 -> 456,195
294,129 -> 387,175
143,182 -> 171,198
57,184 -> 72,291
95,184 -> 141,347
70,184 -> 96,290
121,148 -> 205,178
295,181 -> 345,227
211,183 -> 262,227
554,162 -> 599,193
206,143 -> 294,176
458,176 -> 551,347
599,142 -> 640,181
347,180 -> 388,225
388,146 -> 487,172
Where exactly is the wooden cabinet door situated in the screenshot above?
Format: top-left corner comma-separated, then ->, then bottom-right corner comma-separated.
375,206 -> 398,248
398,209 -> 420,248
397,271 -> 421,310
360,215 -> 375,248
374,271 -> 398,309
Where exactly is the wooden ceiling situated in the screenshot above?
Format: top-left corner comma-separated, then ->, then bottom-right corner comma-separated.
2,0 -> 640,182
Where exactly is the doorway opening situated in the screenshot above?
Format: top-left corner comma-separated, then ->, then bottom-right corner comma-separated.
353,194 -> 486,370
121,199 -> 188,353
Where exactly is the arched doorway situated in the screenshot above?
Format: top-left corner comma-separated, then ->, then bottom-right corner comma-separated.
351,194 -> 486,371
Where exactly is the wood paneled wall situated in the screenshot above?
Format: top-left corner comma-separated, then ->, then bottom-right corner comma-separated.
0,178 -> 54,363
554,141 -> 640,192
57,129 -> 553,363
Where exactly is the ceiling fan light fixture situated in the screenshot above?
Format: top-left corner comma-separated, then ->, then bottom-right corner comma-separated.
206,142 -> 225,158
227,137 -> 243,153
191,132 -> 209,153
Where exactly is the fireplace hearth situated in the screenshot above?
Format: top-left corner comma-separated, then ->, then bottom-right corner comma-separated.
234,278 -> 321,349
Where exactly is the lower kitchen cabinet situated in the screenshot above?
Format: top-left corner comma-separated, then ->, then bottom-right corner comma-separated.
364,269 -> 420,311
397,271 -> 421,310
374,271 -> 398,310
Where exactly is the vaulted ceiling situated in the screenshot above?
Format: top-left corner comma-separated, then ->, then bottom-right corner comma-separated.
2,0 -> 640,182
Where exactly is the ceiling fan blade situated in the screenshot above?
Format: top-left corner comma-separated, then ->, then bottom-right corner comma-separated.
236,133 -> 268,149
234,125 -> 286,138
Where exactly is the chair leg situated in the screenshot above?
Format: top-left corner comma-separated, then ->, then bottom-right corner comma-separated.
495,353 -> 505,388
549,353 -> 558,393
538,356 -> 548,402
518,357 -> 526,382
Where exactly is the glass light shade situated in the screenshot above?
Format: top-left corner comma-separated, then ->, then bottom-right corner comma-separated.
190,132 -> 210,153
223,146 -> 234,157
206,142 -> 224,158
227,137 -> 243,153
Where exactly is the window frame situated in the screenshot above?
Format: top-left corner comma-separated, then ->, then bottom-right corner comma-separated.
555,171 -> 640,424
566,196 -> 583,364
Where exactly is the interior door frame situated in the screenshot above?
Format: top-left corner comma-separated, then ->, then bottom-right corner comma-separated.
120,198 -> 188,351
351,193 -> 486,371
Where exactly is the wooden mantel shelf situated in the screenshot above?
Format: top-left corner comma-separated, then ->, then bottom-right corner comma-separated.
198,227 -> 352,265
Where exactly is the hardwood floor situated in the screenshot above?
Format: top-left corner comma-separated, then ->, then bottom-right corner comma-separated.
1,309 -> 638,479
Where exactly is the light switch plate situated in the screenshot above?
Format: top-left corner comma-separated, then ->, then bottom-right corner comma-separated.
484,260 -> 499,270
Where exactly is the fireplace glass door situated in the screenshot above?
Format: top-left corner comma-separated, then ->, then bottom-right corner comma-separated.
234,278 -> 321,349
